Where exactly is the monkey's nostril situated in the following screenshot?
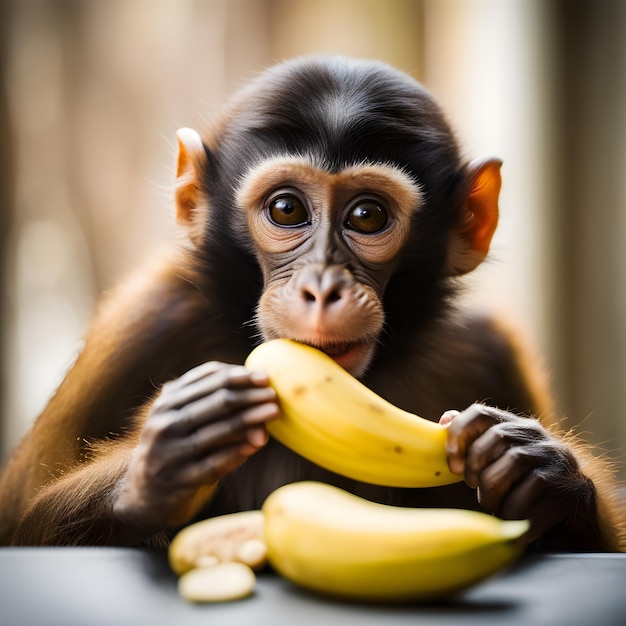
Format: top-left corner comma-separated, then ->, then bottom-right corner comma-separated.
300,286 -> 343,306
326,290 -> 341,304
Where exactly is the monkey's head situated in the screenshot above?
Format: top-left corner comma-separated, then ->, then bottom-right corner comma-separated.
174,56 -> 501,378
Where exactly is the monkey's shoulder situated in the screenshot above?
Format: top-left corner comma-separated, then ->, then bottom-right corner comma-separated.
76,250 -> 223,388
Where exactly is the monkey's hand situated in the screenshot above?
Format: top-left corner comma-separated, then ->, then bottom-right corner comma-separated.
440,404 -> 598,547
112,362 -> 279,540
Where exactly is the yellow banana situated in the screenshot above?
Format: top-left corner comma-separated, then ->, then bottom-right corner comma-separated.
245,338 -> 460,488
263,481 -> 529,602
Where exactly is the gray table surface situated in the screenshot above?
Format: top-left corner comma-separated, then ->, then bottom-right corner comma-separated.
1,548 -> 625,626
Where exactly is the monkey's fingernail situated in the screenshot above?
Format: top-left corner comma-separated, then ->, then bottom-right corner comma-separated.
249,370 -> 270,385
246,427 -> 268,447
243,402 -> 279,424
448,457 -> 464,474
439,410 -> 460,426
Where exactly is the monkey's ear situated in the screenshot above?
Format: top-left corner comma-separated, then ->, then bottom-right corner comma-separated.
447,158 -> 502,275
175,127 -> 206,226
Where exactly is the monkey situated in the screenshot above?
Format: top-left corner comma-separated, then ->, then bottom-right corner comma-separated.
0,55 -> 624,551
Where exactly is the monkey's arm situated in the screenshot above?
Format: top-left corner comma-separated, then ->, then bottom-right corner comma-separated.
9,368 -> 276,547
439,317 -> 626,552
560,437 -> 626,552
0,251 -> 276,546
0,253 -> 191,543
443,404 -> 625,551
7,359 -> 277,547
444,320 -> 626,551
8,440 -> 146,546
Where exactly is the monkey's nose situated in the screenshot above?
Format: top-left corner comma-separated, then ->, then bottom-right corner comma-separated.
301,284 -> 342,306
297,265 -> 351,310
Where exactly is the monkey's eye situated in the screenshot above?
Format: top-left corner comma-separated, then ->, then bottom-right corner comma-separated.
267,195 -> 309,227
345,201 -> 387,234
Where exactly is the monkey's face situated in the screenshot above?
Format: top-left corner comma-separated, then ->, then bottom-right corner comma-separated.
176,57 -> 498,377
236,154 -> 423,377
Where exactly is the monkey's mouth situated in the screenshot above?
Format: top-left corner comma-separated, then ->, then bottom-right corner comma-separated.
317,342 -> 355,358
304,340 -> 372,376
271,333 -> 373,376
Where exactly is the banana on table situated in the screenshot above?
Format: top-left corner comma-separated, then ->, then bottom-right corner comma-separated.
263,481 -> 528,602
170,482 -> 528,603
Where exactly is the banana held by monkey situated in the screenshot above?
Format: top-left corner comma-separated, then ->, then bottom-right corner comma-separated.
245,338 -> 460,488
263,481 -> 529,602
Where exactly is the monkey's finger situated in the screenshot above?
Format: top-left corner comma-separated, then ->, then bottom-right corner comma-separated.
499,471 -> 544,521
462,416 -> 548,487
500,472 -> 568,542
159,383 -> 279,435
474,445 -> 536,513
162,361 -> 231,392
156,365 -> 274,413
177,434 -> 269,488
164,372 -> 276,414
179,363 -> 271,391
463,425 -> 512,488
445,404 -> 505,474
439,410 -> 460,426
168,403 -> 279,462
187,385 -> 278,426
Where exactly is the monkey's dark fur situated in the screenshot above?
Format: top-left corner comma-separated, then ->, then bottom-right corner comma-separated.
0,56 -> 623,552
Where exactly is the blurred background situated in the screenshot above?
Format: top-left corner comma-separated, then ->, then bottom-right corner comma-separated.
0,0 -> 625,479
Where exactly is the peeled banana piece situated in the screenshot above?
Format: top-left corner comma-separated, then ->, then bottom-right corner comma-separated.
263,481 -> 529,602
245,338 -> 460,488
169,510 -> 266,575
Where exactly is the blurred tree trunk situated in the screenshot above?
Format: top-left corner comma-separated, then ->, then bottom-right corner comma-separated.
550,0 -> 626,462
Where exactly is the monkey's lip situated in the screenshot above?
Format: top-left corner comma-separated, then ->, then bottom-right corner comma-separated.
306,340 -> 368,369
283,337 -> 371,375
317,342 -> 355,357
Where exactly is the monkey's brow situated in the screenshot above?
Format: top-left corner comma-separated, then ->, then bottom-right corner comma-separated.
235,154 -> 422,210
